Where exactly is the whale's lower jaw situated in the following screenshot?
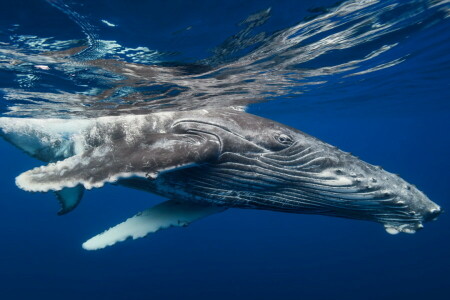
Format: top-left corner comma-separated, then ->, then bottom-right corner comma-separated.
119,172 -> 435,236
117,146 -> 438,235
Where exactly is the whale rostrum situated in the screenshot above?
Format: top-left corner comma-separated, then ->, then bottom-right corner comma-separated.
0,109 -> 442,250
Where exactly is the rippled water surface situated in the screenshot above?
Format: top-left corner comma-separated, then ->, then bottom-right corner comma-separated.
0,0 -> 448,117
0,0 -> 449,299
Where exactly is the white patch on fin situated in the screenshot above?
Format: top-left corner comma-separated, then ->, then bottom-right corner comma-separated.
82,200 -> 225,250
15,132 -> 220,192
15,155 -> 148,192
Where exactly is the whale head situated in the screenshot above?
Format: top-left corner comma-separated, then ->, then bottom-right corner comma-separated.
168,110 -> 442,234
247,122 -> 442,234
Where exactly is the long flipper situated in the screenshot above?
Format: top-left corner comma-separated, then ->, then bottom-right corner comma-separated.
16,133 -> 220,192
82,200 -> 225,250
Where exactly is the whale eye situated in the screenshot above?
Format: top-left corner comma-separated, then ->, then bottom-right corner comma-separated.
275,133 -> 293,146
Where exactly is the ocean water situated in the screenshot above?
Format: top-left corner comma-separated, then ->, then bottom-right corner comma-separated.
0,0 -> 449,299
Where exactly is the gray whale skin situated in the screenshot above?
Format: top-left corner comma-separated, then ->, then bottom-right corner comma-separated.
0,109 -> 441,250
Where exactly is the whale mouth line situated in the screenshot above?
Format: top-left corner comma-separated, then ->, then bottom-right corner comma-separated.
173,119 -> 269,152
172,119 -> 244,138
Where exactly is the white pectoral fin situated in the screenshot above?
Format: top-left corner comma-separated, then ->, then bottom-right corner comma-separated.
15,133 -> 220,192
15,154 -> 102,192
15,152 -> 141,192
82,200 -> 226,250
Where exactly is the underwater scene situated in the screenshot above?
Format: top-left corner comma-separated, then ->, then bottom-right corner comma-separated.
0,0 -> 449,299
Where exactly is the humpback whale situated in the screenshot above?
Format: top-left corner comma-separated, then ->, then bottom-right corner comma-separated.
0,109 -> 441,250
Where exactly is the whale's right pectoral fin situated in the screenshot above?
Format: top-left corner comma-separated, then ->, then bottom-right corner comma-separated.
82,200 -> 226,250
15,132 -> 220,192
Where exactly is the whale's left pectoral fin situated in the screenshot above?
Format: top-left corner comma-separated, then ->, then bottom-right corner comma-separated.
82,200 -> 225,250
15,133 -> 220,192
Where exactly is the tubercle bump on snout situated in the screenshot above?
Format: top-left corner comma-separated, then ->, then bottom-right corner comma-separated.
383,205 -> 442,235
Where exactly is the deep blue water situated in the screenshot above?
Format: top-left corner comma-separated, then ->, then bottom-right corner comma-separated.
0,0 -> 449,299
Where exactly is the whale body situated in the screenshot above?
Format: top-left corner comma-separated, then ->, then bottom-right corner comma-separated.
0,109 -> 441,250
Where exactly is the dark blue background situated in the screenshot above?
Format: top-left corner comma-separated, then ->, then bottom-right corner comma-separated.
0,0 -> 449,299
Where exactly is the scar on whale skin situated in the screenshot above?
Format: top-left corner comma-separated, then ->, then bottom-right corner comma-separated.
0,109 -> 442,249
